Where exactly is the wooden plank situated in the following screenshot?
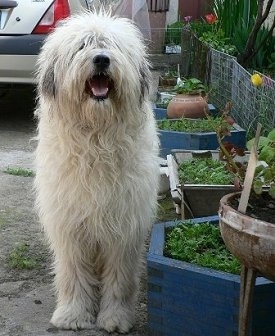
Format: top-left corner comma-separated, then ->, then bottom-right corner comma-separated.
166,154 -> 181,204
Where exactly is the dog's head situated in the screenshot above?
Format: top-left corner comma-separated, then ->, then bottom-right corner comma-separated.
36,11 -> 151,109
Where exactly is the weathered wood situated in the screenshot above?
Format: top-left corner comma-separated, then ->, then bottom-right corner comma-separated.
239,265 -> 257,336
166,154 -> 181,204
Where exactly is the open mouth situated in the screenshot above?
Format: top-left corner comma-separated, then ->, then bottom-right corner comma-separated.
85,73 -> 113,100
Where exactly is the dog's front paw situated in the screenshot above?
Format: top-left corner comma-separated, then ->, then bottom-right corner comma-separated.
97,307 -> 134,333
51,303 -> 96,330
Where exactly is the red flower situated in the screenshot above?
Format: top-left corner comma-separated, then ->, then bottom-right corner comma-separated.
205,13 -> 217,24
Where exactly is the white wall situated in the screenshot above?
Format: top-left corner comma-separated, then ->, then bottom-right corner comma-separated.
265,0 -> 275,28
166,0 -> 179,26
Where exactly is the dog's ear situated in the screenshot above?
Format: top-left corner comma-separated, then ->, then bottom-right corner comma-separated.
40,64 -> 56,98
139,64 -> 151,103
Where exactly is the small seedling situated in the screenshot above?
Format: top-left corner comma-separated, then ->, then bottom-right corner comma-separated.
7,243 -> 37,269
3,167 -> 35,177
157,116 -> 229,133
178,158 -> 234,185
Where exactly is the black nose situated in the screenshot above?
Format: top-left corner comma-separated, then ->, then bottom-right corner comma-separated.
93,54 -> 110,71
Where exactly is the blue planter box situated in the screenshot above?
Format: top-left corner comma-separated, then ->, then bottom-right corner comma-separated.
153,107 -> 246,158
147,217 -> 275,336
154,105 -> 217,120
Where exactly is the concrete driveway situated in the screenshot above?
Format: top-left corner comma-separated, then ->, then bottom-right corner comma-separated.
0,85 -> 149,336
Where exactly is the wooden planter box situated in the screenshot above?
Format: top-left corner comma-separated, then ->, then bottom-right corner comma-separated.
167,150 -> 248,219
153,107 -> 246,158
147,217 -> 275,336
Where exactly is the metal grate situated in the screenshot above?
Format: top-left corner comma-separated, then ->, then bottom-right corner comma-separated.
180,29 -> 275,138
147,0 -> 169,12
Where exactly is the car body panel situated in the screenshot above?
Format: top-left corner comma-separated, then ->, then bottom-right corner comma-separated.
0,0 -> 53,34
0,34 -> 45,54
0,0 -> 90,83
0,54 -> 37,83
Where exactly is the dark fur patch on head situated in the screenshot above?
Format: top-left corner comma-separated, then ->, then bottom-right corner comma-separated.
139,65 -> 150,105
41,65 -> 56,98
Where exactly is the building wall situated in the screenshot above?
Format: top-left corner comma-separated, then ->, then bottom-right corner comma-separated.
166,0 -> 179,25
149,11 -> 167,53
178,0 -> 213,21
265,0 -> 275,28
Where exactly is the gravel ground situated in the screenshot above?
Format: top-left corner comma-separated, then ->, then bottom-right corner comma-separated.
0,79 -> 160,336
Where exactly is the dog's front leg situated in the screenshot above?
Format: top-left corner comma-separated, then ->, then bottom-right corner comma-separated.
50,245 -> 99,330
97,242 -> 143,334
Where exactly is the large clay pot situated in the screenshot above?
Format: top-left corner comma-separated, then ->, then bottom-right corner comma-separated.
219,192 -> 275,282
167,94 -> 209,119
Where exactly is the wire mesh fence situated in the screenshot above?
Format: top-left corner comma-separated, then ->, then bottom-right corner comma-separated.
209,49 -> 275,137
148,28 -> 183,54
178,29 -> 275,137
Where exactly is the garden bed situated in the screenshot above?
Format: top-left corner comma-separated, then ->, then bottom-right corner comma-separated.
153,108 -> 246,158
167,150 -> 249,218
147,217 -> 275,336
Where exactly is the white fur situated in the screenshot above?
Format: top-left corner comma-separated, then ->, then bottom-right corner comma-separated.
34,11 -> 159,333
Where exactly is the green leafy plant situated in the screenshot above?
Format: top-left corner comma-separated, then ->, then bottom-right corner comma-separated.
173,77 -> 206,95
165,221 -> 241,274
247,129 -> 275,198
199,30 -> 237,55
213,0 -> 275,70
157,116 -> 229,133
213,0 -> 258,39
188,1 -> 275,72
178,158 -> 234,185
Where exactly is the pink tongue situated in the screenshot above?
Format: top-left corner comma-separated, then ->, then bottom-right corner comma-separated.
91,77 -> 109,97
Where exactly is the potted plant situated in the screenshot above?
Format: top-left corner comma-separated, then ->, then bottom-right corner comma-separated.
167,77 -> 209,119
147,216 -> 275,336
158,70 -> 178,88
218,128 -> 275,335
155,102 -> 246,158
219,128 -> 275,273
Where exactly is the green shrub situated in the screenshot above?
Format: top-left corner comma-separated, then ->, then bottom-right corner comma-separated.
165,21 -> 184,45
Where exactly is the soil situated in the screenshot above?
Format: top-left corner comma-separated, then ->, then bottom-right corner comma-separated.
229,192 -> 275,223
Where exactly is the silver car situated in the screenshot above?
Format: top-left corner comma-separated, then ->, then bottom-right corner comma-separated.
0,0 -> 90,84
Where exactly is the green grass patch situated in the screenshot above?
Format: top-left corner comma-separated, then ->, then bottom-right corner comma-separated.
0,215 -> 7,229
7,243 -> 38,269
156,195 -> 180,222
165,221 -> 241,274
178,158 -> 234,185
3,167 -> 35,177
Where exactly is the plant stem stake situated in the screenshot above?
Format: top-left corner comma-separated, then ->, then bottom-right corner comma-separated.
238,123 -> 261,336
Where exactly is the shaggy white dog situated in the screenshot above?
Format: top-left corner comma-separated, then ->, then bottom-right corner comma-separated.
34,10 -> 159,333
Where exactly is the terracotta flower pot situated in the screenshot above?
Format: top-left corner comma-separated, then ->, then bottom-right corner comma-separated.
219,192 -> 275,282
167,94 -> 209,119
